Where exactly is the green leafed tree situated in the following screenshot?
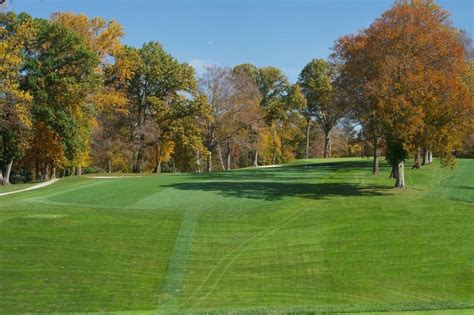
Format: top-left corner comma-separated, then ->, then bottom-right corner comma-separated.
117,42 -> 196,173
22,17 -> 100,179
0,12 -> 34,184
298,59 -> 346,158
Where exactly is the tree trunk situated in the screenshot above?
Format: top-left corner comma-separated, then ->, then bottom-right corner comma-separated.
172,159 -> 176,173
196,150 -> 201,173
34,160 -> 40,181
155,160 -> 161,174
323,136 -> 331,158
272,126 -> 278,165
422,147 -> 428,166
207,151 -> 212,172
132,147 -> 143,173
44,163 -> 50,181
305,119 -> 311,159
0,169 -> 3,185
412,148 -> 421,169
2,160 -> 13,185
428,151 -> 433,164
372,144 -> 380,175
393,161 -> 406,188
51,162 -> 56,179
226,141 -> 232,171
108,159 -> 112,173
218,144 -> 226,171
155,145 -> 162,174
253,149 -> 259,167
77,164 -> 82,176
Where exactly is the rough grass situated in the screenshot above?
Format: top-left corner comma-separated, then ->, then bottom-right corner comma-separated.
0,158 -> 472,314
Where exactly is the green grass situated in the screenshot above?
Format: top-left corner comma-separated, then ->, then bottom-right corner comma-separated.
0,181 -> 40,193
0,158 -> 472,314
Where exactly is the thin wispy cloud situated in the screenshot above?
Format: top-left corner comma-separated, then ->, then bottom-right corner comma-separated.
188,59 -> 220,76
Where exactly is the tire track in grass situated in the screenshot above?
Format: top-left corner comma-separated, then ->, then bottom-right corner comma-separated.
157,208 -> 200,311
190,203 -> 313,308
188,170 -> 336,307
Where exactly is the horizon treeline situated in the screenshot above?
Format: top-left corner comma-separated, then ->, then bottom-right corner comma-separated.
1,0 -> 473,188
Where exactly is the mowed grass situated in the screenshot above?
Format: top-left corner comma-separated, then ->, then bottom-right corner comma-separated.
0,158 -> 472,314
0,181 -> 40,193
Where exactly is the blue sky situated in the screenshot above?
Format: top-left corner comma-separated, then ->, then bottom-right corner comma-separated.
9,0 -> 474,82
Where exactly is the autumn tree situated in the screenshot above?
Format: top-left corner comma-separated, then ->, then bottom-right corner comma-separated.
233,64 -> 293,164
332,28 -> 385,174
22,17 -> 100,179
113,42 -> 196,173
287,84 -> 315,159
334,0 -> 472,188
198,66 -> 261,171
51,12 -> 125,175
0,12 -> 33,184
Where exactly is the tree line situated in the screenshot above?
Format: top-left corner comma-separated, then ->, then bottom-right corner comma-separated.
1,0 -> 473,188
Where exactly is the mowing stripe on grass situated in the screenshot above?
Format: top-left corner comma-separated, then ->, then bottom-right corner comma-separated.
157,209 -> 199,310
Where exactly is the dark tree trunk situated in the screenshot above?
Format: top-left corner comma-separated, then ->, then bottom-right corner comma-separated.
35,160 -> 41,181
372,144 -> 380,175
323,136 -> 331,158
305,119 -> 311,159
422,147 -> 428,166
77,164 -> 82,176
412,148 -> 421,169
133,147 -> 143,173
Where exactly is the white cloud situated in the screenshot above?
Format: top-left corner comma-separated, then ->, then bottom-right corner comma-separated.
207,40 -> 215,45
188,59 -> 220,76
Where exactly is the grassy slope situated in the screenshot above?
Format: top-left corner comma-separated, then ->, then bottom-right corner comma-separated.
0,158 -> 472,314
0,182 -> 39,193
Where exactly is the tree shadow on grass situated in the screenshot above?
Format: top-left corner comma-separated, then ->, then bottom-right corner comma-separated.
188,160 -> 381,182
165,181 -> 389,201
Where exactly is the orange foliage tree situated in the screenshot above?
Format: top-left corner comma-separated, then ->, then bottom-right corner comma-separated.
333,0 -> 472,188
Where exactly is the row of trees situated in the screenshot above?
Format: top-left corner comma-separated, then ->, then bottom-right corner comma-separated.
1,0 -> 473,188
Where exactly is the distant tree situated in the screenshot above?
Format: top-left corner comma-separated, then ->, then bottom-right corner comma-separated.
234,64 -> 293,164
286,84 -> 309,158
115,42 -> 196,173
198,66 -> 261,171
298,59 -> 346,158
